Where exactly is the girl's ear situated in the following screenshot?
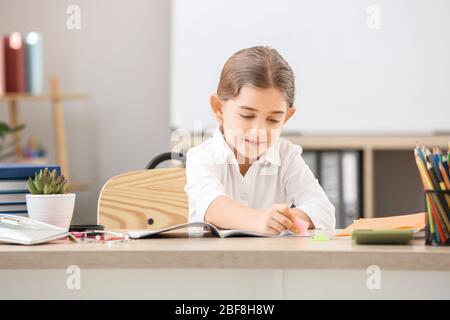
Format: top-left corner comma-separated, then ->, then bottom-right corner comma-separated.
283,106 -> 296,124
210,94 -> 224,124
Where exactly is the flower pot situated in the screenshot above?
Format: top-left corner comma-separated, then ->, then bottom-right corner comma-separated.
26,193 -> 76,230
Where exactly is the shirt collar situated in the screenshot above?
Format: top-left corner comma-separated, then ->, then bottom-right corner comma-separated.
211,125 -> 281,167
258,139 -> 281,167
212,126 -> 238,165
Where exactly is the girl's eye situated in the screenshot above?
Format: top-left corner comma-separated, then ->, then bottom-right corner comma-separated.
268,119 -> 280,124
239,114 -> 254,119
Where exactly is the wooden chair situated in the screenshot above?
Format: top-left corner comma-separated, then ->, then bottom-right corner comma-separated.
97,168 -> 188,230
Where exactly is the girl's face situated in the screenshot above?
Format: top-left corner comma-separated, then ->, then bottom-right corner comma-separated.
211,85 -> 296,163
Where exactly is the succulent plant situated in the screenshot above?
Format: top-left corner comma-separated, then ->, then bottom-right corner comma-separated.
27,168 -> 69,195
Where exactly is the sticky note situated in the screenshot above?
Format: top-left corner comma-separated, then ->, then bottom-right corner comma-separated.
294,218 -> 309,236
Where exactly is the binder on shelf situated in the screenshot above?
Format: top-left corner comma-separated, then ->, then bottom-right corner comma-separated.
341,151 -> 362,227
301,151 -> 319,177
320,151 -> 343,228
301,150 -> 362,229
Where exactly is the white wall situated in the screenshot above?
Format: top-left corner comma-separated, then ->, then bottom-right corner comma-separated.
171,0 -> 450,134
0,0 -> 171,224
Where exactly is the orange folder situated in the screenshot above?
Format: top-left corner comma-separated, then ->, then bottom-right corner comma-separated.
335,212 -> 425,237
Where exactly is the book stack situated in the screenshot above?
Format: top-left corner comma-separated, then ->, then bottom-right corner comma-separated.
0,164 -> 61,217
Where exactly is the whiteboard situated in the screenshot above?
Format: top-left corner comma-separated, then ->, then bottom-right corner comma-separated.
171,0 -> 450,134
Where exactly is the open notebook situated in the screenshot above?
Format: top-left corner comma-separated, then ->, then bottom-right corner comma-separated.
127,221 -> 313,239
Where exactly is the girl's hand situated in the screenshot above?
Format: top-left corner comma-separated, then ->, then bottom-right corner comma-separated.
256,204 -> 300,235
291,208 -> 315,229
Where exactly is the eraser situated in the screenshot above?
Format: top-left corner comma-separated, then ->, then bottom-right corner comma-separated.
312,234 -> 330,241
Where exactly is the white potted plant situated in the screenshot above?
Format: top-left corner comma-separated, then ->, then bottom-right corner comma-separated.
26,168 -> 76,230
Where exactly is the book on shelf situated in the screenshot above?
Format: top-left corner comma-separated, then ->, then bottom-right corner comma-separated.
2,32 -> 44,94
0,34 -> 4,95
3,33 -> 26,93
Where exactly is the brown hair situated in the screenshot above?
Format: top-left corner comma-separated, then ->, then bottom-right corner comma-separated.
217,46 -> 295,107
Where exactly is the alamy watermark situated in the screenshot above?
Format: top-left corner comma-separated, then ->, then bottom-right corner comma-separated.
66,5 -> 81,30
366,4 -> 382,30
66,265 -> 81,290
366,265 -> 381,290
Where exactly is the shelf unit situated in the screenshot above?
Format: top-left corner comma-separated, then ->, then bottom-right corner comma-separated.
0,76 -> 89,191
284,135 -> 450,218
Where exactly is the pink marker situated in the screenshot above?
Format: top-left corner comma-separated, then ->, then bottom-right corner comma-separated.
294,218 -> 310,236
287,201 -> 310,236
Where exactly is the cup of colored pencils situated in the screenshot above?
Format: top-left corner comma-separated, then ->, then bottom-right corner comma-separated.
414,145 -> 450,246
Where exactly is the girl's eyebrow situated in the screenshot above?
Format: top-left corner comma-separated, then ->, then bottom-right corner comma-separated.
239,105 -> 285,114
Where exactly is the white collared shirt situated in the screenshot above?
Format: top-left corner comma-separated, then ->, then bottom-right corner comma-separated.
184,127 -> 336,229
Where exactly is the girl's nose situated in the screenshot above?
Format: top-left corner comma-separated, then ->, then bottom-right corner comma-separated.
250,119 -> 266,132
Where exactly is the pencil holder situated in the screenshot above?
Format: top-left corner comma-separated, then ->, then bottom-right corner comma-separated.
424,190 -> 450,246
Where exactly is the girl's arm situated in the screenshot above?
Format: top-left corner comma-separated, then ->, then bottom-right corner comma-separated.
205,195 -> 261,231
205,195 -> 299,234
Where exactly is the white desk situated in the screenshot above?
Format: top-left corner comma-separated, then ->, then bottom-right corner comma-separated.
1,236 -> 449,299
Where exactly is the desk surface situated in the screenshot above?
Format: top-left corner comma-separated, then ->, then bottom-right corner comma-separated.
0,234 -> 449,270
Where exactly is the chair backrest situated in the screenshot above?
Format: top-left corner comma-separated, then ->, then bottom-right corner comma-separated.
97,168 -> 188,229
145,152 -> 186,169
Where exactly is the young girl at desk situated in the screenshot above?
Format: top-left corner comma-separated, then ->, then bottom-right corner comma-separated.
184,46 -> 335,235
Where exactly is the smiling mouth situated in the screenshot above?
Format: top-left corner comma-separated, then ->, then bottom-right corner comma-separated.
244,138 -> 266,146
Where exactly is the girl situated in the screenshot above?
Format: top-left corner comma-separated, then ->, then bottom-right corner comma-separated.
184,46 -> 335,235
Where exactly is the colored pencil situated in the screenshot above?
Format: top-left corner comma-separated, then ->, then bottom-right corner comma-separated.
414,145 -> 450,245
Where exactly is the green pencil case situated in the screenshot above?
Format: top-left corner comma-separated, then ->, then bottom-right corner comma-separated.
352,229 -> 414,245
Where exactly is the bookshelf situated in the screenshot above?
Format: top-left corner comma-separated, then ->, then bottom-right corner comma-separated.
0,76 -> 89,191
172,133 -> 450,219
